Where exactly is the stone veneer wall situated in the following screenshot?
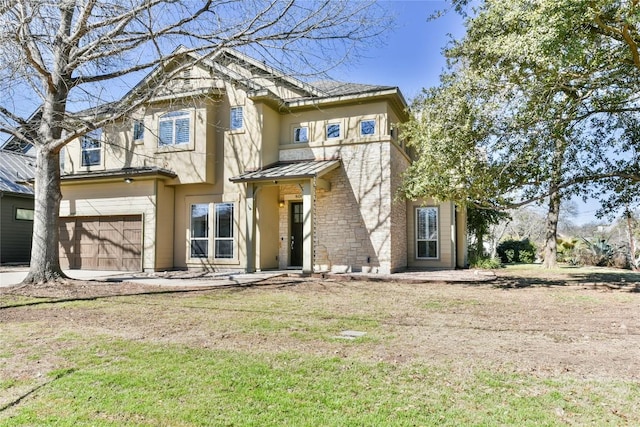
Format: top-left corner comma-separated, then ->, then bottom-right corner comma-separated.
314,142 -> 394,273
276,142 -> 409,274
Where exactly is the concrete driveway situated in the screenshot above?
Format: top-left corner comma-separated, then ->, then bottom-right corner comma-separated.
0,268 -> 126,287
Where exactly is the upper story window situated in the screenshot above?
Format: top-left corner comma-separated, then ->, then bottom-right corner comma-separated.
326,122 -> 341,139
360,119 -> 376,136
230,106 -> 244,131
81,129 -> 102,167
133,120 -> 145,140
159,111 -> 189,146
293,126 -> 309,143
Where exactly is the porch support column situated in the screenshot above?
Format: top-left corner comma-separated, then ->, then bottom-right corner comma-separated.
246,183 -> 256,273
302,180 -> 314,274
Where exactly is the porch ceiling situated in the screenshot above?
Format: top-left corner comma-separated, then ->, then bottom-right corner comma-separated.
229,159 -> 340,183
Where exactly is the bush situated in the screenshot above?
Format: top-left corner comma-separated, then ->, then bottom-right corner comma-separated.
469,254 -> 502,269
496,239 -> 537,264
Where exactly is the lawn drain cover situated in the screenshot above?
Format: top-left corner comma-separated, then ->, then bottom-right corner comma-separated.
335,330 -> 367,340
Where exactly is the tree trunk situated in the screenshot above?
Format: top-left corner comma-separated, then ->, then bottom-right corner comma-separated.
476,231 -> 485,258
626,208 -> 638,271
22,146 -> 67,284
542,186 -> 561,269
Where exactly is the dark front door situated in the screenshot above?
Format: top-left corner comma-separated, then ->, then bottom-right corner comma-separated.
290,202 -> 303,267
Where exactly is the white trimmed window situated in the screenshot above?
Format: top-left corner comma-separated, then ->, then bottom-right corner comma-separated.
230,106 -> 244,131
326,122 -> 341,139
293,126 -> 309,143
159,111 -> 190,146
215,203 -> 234,259
360,119 -> 376,136
416,207 -> 438,259
189,202 -> 235,260
81,129 -> 102,166
190,204 -> 209,258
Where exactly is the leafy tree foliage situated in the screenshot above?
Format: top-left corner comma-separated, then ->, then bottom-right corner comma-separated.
403,0 -> 640,268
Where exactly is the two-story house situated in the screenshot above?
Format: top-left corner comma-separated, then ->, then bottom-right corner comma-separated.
59,49 -> 467,274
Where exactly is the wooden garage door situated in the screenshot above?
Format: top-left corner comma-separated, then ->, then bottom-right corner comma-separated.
59,215 -> 142,271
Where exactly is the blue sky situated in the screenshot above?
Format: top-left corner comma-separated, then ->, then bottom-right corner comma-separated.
332,0 -> 604,226
334,1 -> 465,100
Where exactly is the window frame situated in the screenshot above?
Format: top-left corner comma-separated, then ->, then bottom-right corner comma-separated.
230,106 -> 244,131
360,119 -> 376,137
15,207 -> 34,221
415,207 -> 439,260
293,126 -> 309,143
133,120 -> 145,141
187,201 -> 236,262
326,122 -> 341,139
81,129 -> 102,167
158,110 -> 190,147
189,203 -> 210,259
214,203 -> 234,259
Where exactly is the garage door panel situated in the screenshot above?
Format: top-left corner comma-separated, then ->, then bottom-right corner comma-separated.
59,215 -> 142,271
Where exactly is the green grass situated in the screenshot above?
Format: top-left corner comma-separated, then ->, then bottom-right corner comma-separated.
3,338 -> 637,426
3,277 -> 640,425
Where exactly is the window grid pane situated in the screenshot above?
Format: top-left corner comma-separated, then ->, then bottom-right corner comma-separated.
175,118 -> 190,144
326,123 -> 340,139
416,207 -> 438,259
294,126 -> 308,143
360,120 -> 375,136
215,203 -> 234,259
231,107 -> 243,130
190,204 -> 209,258
158,121 -> 174,146
133,121 -> 144,140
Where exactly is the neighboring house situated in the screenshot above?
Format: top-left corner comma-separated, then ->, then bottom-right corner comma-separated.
58,48 -> 467,273
0,149 -> 35,264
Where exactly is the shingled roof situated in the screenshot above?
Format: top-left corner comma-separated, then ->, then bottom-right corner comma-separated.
0,149 -> 35,196
311,80 -> 396,97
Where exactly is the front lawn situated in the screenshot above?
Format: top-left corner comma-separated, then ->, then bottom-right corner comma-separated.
2,270 -> 640,425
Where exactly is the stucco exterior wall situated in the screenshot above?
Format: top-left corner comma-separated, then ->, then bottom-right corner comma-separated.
406,199 -> 458,270
155,181 -> 175,270
390,143 -> 409,272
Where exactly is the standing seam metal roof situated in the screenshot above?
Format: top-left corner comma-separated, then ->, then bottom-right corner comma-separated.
229,160 -> 340,182
0,149 -> 35,195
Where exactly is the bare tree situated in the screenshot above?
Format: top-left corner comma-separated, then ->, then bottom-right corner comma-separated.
0,0 -> 390,284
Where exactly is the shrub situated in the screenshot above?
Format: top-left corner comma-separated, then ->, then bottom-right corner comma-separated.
496,239 -> 537,264
469,255 -> 502,269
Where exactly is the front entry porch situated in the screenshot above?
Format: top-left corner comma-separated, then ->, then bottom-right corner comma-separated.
230,159 -> 340,274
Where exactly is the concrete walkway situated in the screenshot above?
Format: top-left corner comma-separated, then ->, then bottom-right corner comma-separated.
0,268 -> 127,287
1,266 -> 496,288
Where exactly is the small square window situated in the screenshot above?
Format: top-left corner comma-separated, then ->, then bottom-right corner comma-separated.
133,121 -> 144,140
231,106 -> 244,131
326,123 -> 341,139
293,126 -> 309,143
360,120 -> 375,136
